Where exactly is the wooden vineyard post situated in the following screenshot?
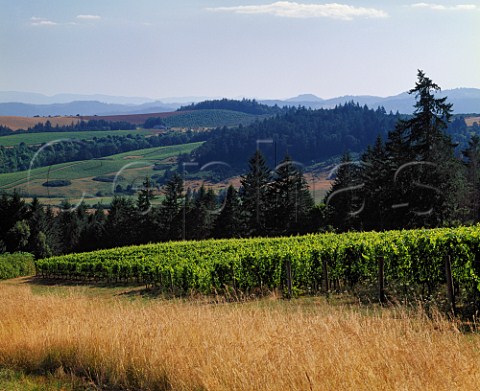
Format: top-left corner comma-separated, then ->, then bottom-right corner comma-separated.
322,258 -> 329,293
285,258 -> 293,299
445,255 -> 456,316
378,256 -> 386,303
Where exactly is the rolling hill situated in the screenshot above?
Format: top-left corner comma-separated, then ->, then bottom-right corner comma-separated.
0,142 -> 202,205
0,109 -> 269,132
1,88 -> 479,117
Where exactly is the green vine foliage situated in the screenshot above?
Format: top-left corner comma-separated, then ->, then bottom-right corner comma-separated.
35,226 -> 480,302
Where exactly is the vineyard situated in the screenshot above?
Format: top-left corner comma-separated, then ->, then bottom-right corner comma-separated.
162,109 -> 271,129
36,226 -> 480,308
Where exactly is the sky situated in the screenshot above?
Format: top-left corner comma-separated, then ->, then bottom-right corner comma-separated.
0,0 -> 479,100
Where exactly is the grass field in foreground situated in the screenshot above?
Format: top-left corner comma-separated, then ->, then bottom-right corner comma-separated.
0,279 -> 479,390
0,142 -> 203,201
0,128 -> 156,147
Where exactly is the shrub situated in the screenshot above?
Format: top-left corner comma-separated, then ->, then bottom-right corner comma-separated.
0,253 -> 35,280
42,180 -> 72,187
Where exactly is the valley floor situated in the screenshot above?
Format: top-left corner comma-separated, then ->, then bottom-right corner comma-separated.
1,277 -> 479,390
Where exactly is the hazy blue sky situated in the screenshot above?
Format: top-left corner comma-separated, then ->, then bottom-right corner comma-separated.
0,1 -> 479,100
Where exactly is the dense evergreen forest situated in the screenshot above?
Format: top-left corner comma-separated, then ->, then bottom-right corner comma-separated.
193,103 -> 401,168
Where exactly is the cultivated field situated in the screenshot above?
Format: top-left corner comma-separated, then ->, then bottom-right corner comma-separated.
0,109 -> 270,133
465,116 -> 480,127
0,128 -> 157,147
0,142 -> 203,202
81,109 -> 269,129
0,116 -> 80,131
79,111 -> 188,125
0,279 -> 479,390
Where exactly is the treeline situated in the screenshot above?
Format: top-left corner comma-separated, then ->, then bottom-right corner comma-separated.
178,98 -> 286,115
0,119 -> 136,136
325,70 -> 479,231
193,103 -> 401,168
0,131 -> 205,173
0,152 -> 319,258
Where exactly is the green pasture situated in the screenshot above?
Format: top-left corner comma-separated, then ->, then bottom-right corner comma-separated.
0,142 -> 203,201
0,129 -> 157,147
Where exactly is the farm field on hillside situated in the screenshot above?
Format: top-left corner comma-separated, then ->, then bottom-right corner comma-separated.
0,279 -> 479,390
465,116 -> 480,126
0,128 -> 156,147
0,142 -> 202,201
0,115 -> 80,130
80,109 -> 270,129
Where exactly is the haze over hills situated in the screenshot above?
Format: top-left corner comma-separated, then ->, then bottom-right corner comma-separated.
0,88 -> 479,117
263,89 -> 480,115
0,91 -> 156,105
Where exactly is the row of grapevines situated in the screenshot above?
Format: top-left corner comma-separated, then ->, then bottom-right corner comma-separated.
35,226 -> 480,299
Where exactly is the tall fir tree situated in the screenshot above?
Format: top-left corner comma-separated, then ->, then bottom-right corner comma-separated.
184,185 -> 217,240
78,206 -> 107,252
56,201 -> 82,254
360,136 -> 392,230
26,197 -> 54,258
159,172 -> 184,241
269,155 -> 314,235
137,176 -> 155,213
136,176 -> 158,243
213,185 -> 242,238
385,70 -> 457,228
104,196 -> 137,247
462,135 -> 480,222
240,150 -> 272,236
0,190 -> 28,252
324,152 -> 363,231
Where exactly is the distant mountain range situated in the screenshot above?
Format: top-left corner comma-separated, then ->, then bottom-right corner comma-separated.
262,88 -> 480,115
0,88 -> 479,117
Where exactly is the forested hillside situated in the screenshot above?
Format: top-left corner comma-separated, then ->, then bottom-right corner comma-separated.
193,103 -> 400,168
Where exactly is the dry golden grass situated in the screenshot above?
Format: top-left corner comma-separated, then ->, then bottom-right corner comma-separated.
80,111 -> 188,125
1,284 -> 480,390
0,116 -> 80,130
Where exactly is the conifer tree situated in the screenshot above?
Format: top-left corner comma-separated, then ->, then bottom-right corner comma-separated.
213,185 -> 242,238
137,176 -> 155,213
240,150 -> 272,236
324,152 -> 363,231
385,70 -> 457,227
78,206 -> 107,252
160,172 -> 184,241
0,190 -> 28,252
463,135 -> 480,222
360,136 -> 391,230
26,197 -> 54,258
184,185 -> 217,240
104,196 -> 137,247
269,155 -> 314,235
56,200 -> 82,253
136,176 -> 158,243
